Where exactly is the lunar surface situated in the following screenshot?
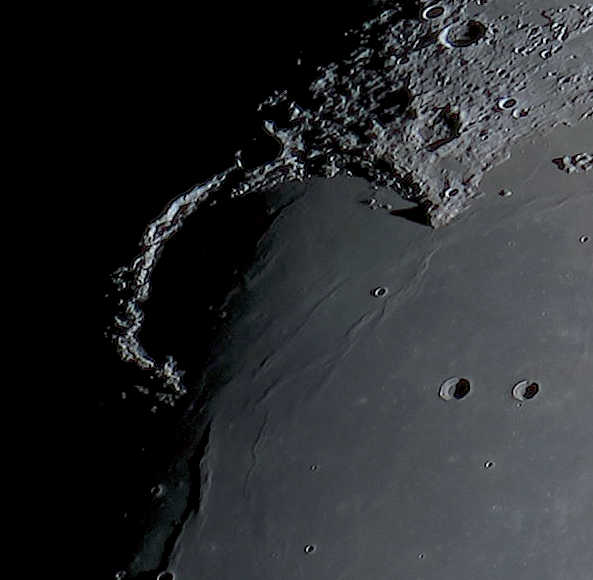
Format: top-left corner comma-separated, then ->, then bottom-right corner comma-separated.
100,1 -> 593,579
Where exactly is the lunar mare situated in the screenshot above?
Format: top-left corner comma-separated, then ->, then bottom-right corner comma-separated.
167,130 -> 593,579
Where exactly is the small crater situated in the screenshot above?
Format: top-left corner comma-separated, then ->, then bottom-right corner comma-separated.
484,460 -> 495,469
498,189 -> 513,197
310,464 -> 319,471
304,544 -> 317,554
418,552 -> 426,559
371,286 -> 388,297
157,572 -> 175,580
422,5 -> 445,20
444,187 -> 460,198
439,377 -> 471,400
512,380 -> 540,401
441,20 -> 487,48
498,97 -> 517,110
579,235 -> 590,243
150,484 -> 165,499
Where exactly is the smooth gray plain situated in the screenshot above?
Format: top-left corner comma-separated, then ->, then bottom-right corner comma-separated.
164,123 -> 593,579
